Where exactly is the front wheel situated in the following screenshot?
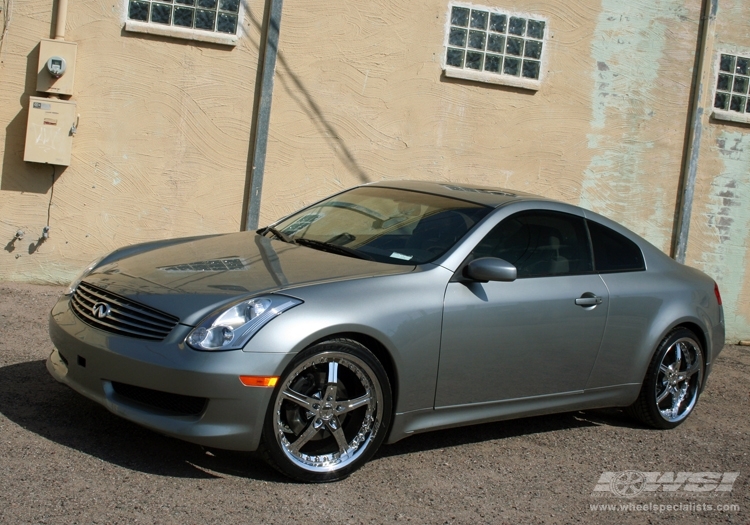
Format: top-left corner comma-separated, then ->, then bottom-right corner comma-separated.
627,328 -> 704,429
259,339 -> 392,482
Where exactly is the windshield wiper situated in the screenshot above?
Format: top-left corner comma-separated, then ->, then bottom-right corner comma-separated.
294,238 -> 372,260
259,226 -> 295,244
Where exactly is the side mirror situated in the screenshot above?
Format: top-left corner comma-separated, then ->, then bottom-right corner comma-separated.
464,257 -> 517,282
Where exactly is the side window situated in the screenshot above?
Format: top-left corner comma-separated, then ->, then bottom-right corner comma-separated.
471,210 -> 593,278
586,220 -> 645,273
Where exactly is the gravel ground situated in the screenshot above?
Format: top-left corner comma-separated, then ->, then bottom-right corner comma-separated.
0,282 -> 747,524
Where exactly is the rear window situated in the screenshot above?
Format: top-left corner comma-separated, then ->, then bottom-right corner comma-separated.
587,220 -> 645,273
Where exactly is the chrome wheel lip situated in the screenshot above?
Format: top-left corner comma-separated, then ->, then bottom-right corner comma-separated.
273,351 -> 384,473
655,337 -> 703,423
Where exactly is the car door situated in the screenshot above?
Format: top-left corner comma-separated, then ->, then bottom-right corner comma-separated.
435,209 -> 609,407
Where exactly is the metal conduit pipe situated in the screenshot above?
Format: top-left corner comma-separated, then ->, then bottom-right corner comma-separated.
55,0 -> 68,40
672,0 -> 718,263
243,0 -> 284,231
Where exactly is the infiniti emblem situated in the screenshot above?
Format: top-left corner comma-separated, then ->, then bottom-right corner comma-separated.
92,302 -> 111,319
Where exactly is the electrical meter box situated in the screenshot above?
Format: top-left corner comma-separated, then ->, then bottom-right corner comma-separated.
24,96 -> 77,166
36,39 -> 77,95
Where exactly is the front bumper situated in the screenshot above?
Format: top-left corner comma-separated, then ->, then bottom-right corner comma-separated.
47,296 -> 293,451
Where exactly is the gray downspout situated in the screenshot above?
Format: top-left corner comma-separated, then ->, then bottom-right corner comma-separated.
243,0 -> 284,231
673,0 -> 717,263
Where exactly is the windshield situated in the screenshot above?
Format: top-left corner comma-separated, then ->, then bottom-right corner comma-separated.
269,186 -> 492,265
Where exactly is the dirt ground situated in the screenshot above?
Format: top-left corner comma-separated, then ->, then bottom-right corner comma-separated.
0,281 -> 747,524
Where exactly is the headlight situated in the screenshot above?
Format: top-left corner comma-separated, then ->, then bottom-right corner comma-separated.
186,295 -> 302,351
65,255 -> 105,295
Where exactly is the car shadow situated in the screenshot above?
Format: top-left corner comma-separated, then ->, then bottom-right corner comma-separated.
0,359 -> 643,483
0,359 -> 286,482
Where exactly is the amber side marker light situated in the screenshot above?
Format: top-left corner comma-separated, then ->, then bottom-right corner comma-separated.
239,376 -> 279,387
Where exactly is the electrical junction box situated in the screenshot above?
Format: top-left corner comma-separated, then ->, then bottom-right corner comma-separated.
24,96 -> 77,166
36,39 -> 77,95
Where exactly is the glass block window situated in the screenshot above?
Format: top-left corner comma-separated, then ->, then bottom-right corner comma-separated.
714,53 -> 750,114
711,52 -> 750,125
127,0 -> 239,34
444,3 -> 546,87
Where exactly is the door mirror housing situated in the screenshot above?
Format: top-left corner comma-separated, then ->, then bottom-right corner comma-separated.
464,257 -> 517,282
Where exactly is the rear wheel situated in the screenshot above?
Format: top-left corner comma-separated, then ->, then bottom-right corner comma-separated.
259,339 -> 392,482
627,328 -> 704,429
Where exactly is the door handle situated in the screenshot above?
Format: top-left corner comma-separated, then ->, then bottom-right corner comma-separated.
575,294 -> 602,307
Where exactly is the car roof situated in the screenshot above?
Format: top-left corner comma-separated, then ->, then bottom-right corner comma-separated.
366,180 -> 551,208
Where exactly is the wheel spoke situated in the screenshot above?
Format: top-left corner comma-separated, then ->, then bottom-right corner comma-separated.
659,364 -> 671,376
281,388 -> 317,411
674,343 -> 683,367
336,393 -> 372,415
685,357 -> 701,378
323,384 -> 338,405
289,420 -> 322,454
670,392 -> 681,414
327,418 -> 349,454
668,384 -> 688,416
656,385 -> 672,404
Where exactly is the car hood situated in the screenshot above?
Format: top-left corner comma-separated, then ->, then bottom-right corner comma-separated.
82,232 -> 414,325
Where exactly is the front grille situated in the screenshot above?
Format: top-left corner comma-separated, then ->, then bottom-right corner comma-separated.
71,282 -> 179,341
111,382 -> 208,416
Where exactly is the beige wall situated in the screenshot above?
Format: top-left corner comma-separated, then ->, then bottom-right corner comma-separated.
0,0 -> 263,282
686,0 -> 750,340
260,0 -> 700,260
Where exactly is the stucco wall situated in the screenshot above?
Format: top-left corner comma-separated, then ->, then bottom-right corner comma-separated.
580,0 -> 699,251
260,0 -> 700,259
0,0 -> 263,283
686,0 -> 750,340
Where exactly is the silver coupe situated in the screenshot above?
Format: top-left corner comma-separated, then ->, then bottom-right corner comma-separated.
47,181 -> 725,482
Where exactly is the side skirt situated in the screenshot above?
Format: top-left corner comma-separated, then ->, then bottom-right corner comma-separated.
385,384 -> 640,444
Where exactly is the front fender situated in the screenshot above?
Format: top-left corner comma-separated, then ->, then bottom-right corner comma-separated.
242,268 -> 452,414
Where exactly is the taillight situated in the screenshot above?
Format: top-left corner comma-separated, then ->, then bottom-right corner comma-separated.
714,282 -> 722,306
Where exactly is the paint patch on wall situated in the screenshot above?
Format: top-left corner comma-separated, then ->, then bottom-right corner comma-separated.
580,0 -> 689,251
697,131 -> 750,339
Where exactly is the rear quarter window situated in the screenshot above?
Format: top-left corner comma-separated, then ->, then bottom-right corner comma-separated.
587,220 -> 645,273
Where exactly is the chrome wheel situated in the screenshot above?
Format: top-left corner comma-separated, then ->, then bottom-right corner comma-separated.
628,328 -> 705,429
655,336 -> 703,423
261,339 -> 391,482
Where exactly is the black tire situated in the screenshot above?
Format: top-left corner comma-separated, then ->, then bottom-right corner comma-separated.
627,328 -> 704,429
258,338 -> 392,482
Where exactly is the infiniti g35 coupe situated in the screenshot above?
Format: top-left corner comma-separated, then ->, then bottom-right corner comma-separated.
47,181 -> 725,482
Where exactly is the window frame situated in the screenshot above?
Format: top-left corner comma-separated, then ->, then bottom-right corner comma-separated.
712,50 -> 750,125
442,2 -> 548,91
123,0 -> 242,46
